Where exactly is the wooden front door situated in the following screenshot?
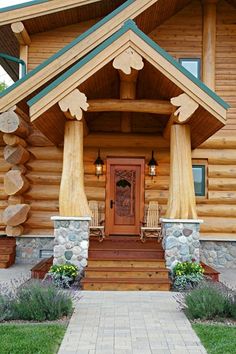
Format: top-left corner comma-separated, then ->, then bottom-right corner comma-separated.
106,158 -> 145,235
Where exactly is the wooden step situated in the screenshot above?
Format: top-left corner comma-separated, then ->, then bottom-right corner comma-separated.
0,245 -> 16,254
0,254 -> 15,262
201,262 -> 220,282
85,267 -> 169,279
89,238 -> 163,250
0,237 -> 16,245
81,277 -> 171,291
0,258 -> 15,269
89,248 -> 164,259
88,258 -> 166,268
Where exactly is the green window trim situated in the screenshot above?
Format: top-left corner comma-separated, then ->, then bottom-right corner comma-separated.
192,165 -> 206,197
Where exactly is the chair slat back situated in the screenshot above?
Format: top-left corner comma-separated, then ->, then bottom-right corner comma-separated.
146,201 -> 159,228
88,200 -> 99,227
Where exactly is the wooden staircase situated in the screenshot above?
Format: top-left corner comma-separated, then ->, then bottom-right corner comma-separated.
0,237 -> 16,268
81,236 -> 171,291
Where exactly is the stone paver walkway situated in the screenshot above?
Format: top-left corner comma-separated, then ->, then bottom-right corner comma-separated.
58,291 -> 207,354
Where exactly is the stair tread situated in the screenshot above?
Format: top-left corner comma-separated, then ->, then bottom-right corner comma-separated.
82,277 -> 171,284
89,248 -> 163,251
86,267 -> 168,272
89,257 -> 164,261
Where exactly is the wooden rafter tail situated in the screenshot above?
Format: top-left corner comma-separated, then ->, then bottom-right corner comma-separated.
11,21 -> 31,46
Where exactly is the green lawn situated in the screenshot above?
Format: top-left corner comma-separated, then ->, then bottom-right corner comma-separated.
193,323 -> 236,354
0,324 -> 67,354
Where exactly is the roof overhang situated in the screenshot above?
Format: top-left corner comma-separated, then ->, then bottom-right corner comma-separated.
0,0 -> 188,113
27,20 -> 229,148
0,0 -> 103,25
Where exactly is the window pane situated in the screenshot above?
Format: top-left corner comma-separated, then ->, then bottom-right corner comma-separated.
180,59 -> 200,79
192,165 -> 205,196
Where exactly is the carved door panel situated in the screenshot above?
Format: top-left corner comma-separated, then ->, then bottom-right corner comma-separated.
106,158 -> 144,235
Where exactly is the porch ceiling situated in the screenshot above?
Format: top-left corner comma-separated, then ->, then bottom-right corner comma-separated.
25,21 -> 229,148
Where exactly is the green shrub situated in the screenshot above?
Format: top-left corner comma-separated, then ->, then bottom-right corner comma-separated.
185,282 -> 229,320
48,263 -> 78,288
0,294 -> 13,321
173,273 -> 204,291
12,281 -> 73,321
228,294 -> 236,320
172,261 -> 204,291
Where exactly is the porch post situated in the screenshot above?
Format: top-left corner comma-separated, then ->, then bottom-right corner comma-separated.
162,94 -> 203,269
51,90 -> 91,274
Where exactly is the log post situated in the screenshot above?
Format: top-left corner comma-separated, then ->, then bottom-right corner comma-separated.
113,48 -> 144,133
202,0 -> 218,90
59,120 -> 91,216
165,124 -> 197,219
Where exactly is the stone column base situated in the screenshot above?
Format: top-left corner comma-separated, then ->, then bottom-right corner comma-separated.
161,218 -> 203,269
51,216 -> 91,276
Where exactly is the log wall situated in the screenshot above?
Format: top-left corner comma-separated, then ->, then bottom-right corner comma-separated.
28,20 -> 97,71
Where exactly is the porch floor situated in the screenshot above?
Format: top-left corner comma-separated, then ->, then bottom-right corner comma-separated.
81,236 -> 171,291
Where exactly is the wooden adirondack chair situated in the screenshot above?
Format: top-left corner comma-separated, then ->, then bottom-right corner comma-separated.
140,201 -> 162,242
89,200 -> 105,241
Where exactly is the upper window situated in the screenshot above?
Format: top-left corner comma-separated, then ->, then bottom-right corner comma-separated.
192,165 -> 205,197
179,58 -> 201,79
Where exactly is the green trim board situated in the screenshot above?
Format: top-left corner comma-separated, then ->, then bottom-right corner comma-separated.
0,0 -> 49,13
27,19 -> 230,111
0,0 -> 134,98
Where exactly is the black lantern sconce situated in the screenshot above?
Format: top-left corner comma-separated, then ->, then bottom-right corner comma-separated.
148,150 -> 158,177
94,149 -> 104,178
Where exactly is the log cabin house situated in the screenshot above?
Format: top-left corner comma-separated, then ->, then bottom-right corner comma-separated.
0,0 -> 235,290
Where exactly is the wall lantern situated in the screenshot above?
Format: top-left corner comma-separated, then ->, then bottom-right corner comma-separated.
148,150 -> 158,177
94,149 -> 104,178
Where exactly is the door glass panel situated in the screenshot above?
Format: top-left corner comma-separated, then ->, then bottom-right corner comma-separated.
114,169 -> 136,225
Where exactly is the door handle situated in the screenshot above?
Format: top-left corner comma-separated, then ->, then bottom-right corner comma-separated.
110,200 -> 115,209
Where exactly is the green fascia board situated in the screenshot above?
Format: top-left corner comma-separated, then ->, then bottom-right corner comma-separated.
28,19 -> 230,111
0,0 -> 134,98
0,0 -> 49,12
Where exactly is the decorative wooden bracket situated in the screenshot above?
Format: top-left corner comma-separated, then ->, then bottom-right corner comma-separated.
58,89 -> 89,121
163,93 -> 199,139
113,48 -> 144,75
171,93 -> 199,124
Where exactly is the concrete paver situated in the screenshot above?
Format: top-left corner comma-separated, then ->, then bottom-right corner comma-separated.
0,263 -> 32,284
58,291 -> 207,354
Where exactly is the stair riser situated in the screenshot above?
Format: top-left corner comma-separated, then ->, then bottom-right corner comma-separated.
89,250 -> 164,259
89,241 -> 163,250
85,270 -> 169,279
88,260 -> 166,268
83,283 -> 171,291
0,246 -> 16,254
0,254 -> 15,262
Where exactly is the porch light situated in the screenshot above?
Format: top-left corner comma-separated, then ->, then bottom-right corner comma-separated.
148,150 -> 158,177
94,149 -> 104,178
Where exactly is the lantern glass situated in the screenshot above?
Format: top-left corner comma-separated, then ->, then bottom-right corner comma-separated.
94,149 -> 104,178
148,150 -> 158,177
95,163 -> 103,177
149,164 -> 156,177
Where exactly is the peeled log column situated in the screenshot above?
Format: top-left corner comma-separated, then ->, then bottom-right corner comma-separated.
59,121 -> 91,216
4,145 -> 30,165
2,204 -> 30,226
4,170 -> 30,195
166,125 -> 197,219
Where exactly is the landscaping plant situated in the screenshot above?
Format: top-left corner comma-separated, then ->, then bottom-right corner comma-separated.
172,260 -> 205,291
177,281 -> 236,320
48,263 -> 78,288
0,280 -> 73,322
